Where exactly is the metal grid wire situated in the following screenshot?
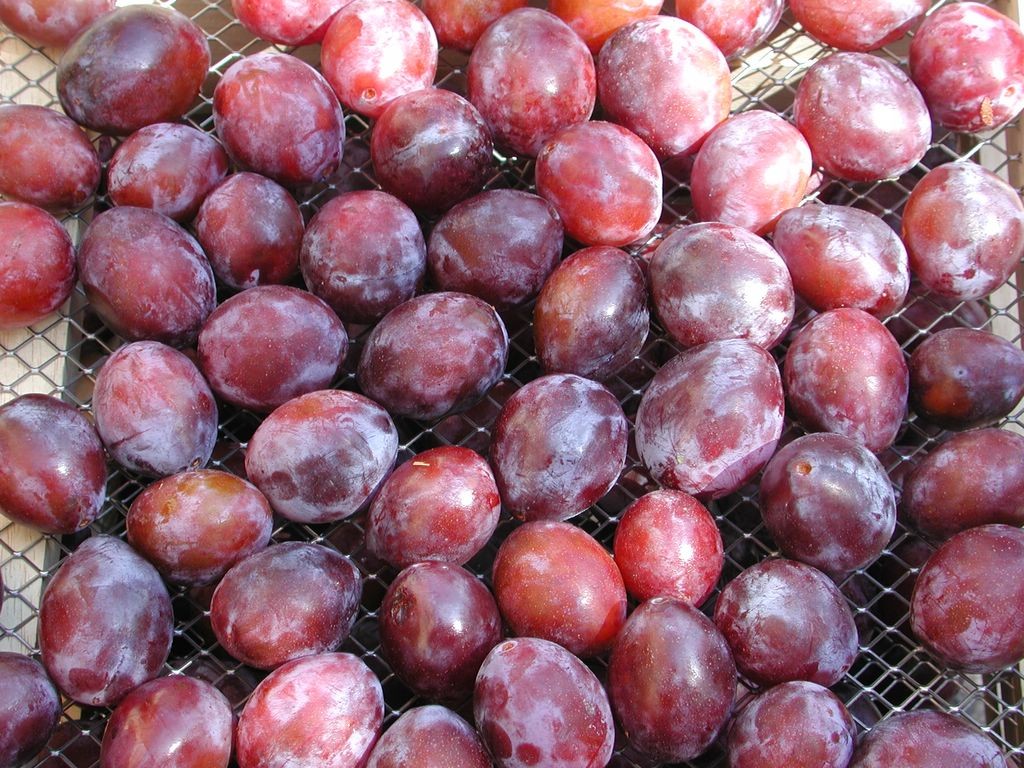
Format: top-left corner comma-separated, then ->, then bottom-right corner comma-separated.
2,0 -> 1024,765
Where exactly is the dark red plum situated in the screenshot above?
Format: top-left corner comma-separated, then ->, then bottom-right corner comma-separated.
231,0 -> 350,45
911,524 -> 1024,672
492,521 -> 626,657
0,201 -> 75,329
57,5 -> 209,134
214,52 -> 345,187
773,203 -> 910,318
0,653 -> 61,768
902,162 -> 1024,301
301,191 -> 425,324
100,676 -> 233,768
759,433 -> 896,575
0,0 -> 113,48
197,285 -> 348,414
474,637 -> 615,768
674,0 -> 785,58
108,123 -> 229,223
649,222 -> 794,349
0,104 -> 100,211
422,0 -> 526,51
784,308 -> 908,452
246,389 -> 398,524
597,16 -> 730,159
613,489 -> 723,605
366,446 -> 499,568
194,172 -> 303,290
714,558 -> 858,687
92,341 -> 218,477
467,8 -> 595,157
489,374 -> 628,521
608,598 -> 736,762
635,338 -> 785,499
210,542 -> 362,670
901,428 -> 1024,540
727,681 -> 856,768
0,394 -> 105,534
427,189 -> 563,311
78,206 -> 216,347
357,292 -> 508,421
790,0 -> 927,51
236,653 -> 383,768
850,710 -> 1009,768
910,2 -> 1024,133
549,0 -> 661,53
40,536 -> 173,706
366,706 -> 492,768
127,469 -> 273,586
379,562 -> 501,701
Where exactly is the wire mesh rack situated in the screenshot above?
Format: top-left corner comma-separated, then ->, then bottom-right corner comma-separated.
1,0 -> 1023,765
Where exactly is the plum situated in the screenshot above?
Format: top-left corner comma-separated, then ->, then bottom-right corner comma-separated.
0,653 -> 61,768
674,0 -> 785,58
0,0 -> 113,48
365,706 -> 492,768
850,710 -> 1009,768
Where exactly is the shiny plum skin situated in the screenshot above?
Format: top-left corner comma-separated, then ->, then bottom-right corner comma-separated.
773,204 -> 910,318
422,0 -> 526,51
596,16 -> 730,159
909,328 -> 1024,429
911,524 -> 1024,672
366,706 -> 492,768
198,285 -> 348,414
714,559 -> 859,688
321,0 -> 437,119
245,390 -> 398,524
467,8 -> 596,157
210,542 -> 362,670
901,162 -> 1024,301
357,292 -> 508,421
613,489 -> 723,605
910,2 -> 1024,133
635,339 -> 785,499
370,89 -> 493,215
78,207 -> 216,348
0,394 -> 105,534
301,191 -> 425,324
379,562 -> 502,701
107,123 -> 229,223
127,469 -> 273,586
474,637 -> 615,768
784,308 -> 909,453
214,52 -> 345,187
0,0 -> 113,48
790,0 -> 927,51
231,0 -> 350,45
428,189 -> 563,311
0,653 -> 61,768
674,0 -> 784,58
759,433 -> 897,575
534,245 -> 649,380
901,428 -> 1024,540
489,374 -> 628,521
793,52 -> 931,182
194,172 -> 303,290
727,681 -> 856,768
549,0 -> 661,54
57,6 -> 209,135
40,536 -> 173,706
366,447 -> 499,568
236,653 -> 383,768
851,710 -> 1009,768
0,104 -> 100,211
0,202 -> 75,329
100,676 -> 233,768
649,222 -> 794,349
536,121 -> 661,247
690,110 -> 812,235
92,341 -> 217,478
492,521 -> 627,657
609,598 -> 736,762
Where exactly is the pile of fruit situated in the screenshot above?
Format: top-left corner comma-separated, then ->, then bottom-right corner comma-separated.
1,0 -> 1024,767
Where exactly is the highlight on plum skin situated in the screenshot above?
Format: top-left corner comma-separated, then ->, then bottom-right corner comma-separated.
421,0 -> 526,51
849,710 -> 1010,768
0,0 -> 114,48
790,0 -> 928,52
0,652 -> 61,768
365,706 -> 492,768
379,562 -> 502,702
674,0 -> 785,59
